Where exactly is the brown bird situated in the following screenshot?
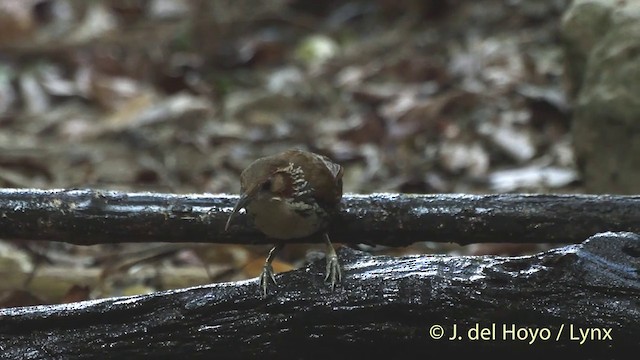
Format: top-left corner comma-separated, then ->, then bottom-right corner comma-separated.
225,149 -> 344,297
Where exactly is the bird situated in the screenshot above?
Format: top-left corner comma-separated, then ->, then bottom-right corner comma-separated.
225,149 -> 344,297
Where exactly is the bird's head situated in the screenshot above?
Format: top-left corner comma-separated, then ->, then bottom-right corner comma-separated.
224,163 -> 299,231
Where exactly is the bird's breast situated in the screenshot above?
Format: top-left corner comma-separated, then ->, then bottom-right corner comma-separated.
246,196 -> 326,240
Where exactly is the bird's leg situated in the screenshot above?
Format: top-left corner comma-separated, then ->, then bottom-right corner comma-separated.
260,243 -> 284,298
323,234 -> 342,290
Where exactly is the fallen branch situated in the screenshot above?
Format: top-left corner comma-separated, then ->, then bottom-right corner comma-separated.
0,232 -> 638,359
0,189 -> 639,246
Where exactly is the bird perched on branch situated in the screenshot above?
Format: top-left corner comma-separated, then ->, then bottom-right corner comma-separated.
225,149 -> 344,297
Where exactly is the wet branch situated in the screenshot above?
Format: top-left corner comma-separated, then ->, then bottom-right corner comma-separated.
0,188 -> 639,246
0,232 -> 638,359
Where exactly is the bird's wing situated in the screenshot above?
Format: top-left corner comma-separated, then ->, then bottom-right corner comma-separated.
318,155 -> 344,180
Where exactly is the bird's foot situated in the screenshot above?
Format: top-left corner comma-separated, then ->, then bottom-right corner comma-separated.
324,234 -> 342,290
324,253 -> 342,290
259,263 -> 278,298
259,244 -> 283,298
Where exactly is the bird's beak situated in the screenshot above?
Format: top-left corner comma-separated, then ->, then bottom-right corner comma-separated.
224,191 -> 253,232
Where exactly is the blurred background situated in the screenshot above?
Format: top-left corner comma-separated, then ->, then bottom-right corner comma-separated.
1,0 -> 635,307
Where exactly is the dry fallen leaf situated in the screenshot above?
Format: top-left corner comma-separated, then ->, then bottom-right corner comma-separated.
61,284 -> 91,303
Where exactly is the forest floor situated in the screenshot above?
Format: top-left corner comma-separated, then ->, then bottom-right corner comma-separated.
0,0 -> 579,306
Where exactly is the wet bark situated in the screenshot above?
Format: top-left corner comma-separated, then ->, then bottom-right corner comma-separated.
0,232 -> 638,359
1,188 -> 639,246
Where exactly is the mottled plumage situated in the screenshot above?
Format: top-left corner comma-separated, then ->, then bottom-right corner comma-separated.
225,149 -> 344,297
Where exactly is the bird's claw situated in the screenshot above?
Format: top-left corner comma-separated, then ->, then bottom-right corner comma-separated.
324,253 -> 342,291
259,263 -> 277,298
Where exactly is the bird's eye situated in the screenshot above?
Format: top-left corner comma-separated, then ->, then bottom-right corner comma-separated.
261,179 -> 272,191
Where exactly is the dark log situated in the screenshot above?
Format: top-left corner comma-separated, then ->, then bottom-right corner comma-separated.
0,188 -> 639,246
0,232 -> 639,359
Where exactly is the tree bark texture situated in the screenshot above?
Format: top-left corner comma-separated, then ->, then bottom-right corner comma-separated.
1,188 -> 639,246
1,232 -> 638,359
